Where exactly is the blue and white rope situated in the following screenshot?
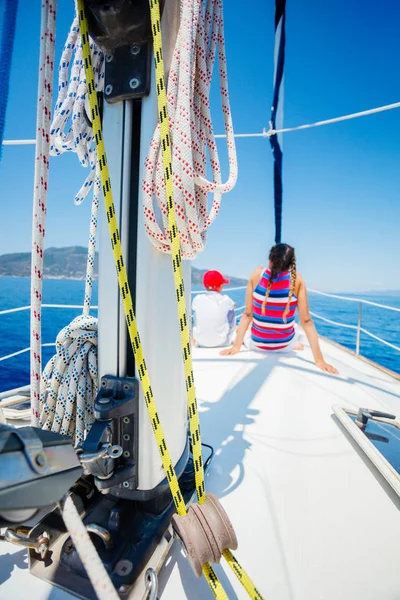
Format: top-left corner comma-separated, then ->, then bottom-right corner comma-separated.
50,13 -> 104,205
40,315 -> 98,445
40,8 -> 102,443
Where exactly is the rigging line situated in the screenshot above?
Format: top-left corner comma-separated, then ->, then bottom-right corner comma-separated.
4,99 -> 400,146
216,101 -> 400,138
270,101 -> 400,135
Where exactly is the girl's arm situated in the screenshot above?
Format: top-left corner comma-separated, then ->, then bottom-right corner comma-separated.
297,275 -> 338,374
220,268 -> 262,356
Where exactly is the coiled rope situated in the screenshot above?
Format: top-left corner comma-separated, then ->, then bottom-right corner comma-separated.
38,166 -> 100,447
50,13 -> 104,205
30,2 -> 101,443
142,0 -> 237,258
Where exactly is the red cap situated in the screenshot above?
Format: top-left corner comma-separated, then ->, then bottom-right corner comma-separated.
203,270 -> 230,290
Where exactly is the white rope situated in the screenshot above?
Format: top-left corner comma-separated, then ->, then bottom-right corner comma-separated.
38,8 -> 102,446
61,496 -> 119,600
4,100 -> 400,146
39,163 -> 100,447
308,289 -> 400,313
40,315 -> 98,445
214,130 -> 269,139
310,311 -> 358,330
2,139 -> 36,145
0,305 -> 33,315
0,343 -> 55,363
30,0 -> 57,426
50,14 -> 104,205
0,385 -> 30,399
143,0 -> 237,259
310,311 -> 400,353
359,328 -> 400,353
268,101 -> 400,136
83,165 -> 100,315
214,102 -> 400,138
0,304 -> 99,316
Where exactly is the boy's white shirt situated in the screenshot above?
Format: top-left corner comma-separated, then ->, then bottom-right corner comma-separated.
192,291 -> 235,347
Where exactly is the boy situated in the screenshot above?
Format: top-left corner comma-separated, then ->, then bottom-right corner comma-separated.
192,270 -> 236,348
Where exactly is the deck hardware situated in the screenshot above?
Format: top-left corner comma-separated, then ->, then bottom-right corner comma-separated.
81,0 -> 165,104
144,568 -> 158,600
355,408 -> 396,429
98,398 -> 111,405
79,376 -> 139,495
78,443 -> 123,465
0,527 -> 49,559
86,523 -> 113,549
0,425 -> 49,475
115,559 -> 133,576
172,493 -> 238,577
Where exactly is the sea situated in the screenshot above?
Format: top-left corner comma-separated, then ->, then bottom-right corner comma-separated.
0,276 -> 399,392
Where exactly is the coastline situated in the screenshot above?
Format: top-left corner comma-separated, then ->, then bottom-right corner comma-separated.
0,275 -> 92,281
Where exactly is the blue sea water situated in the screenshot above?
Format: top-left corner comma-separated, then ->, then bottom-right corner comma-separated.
0,277 -> 98,393
0,277 -> 399,392
193,285 -> 400,375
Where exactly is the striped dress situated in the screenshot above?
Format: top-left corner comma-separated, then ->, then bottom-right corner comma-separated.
251,269 -> 298,350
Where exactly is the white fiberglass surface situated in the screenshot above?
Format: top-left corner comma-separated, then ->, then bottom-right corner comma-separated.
159,339 -> 400,600
1,338 -> 400,599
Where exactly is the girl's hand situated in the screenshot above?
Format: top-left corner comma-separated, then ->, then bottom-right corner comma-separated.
315,359 -> 339,375
220,345 -> 241,356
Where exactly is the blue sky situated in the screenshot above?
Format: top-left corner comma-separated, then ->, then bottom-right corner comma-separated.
1,0 -> 400,292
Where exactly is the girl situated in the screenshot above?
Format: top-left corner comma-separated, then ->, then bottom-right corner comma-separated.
221,244 -> 338,374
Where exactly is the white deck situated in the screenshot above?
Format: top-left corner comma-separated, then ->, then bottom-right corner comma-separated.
1,337 -> 400,599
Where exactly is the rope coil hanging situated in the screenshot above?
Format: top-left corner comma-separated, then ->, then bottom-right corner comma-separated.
50,14 -> 104,205
38,160 -> 100,446
143,0 -> 238,259
30,3 -> 101,442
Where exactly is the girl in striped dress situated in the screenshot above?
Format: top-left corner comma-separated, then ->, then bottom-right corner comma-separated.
221,244 -> 337,374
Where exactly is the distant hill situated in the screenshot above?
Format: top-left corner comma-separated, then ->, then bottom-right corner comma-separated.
0,246 -> 247,286
0,247 -> 98,280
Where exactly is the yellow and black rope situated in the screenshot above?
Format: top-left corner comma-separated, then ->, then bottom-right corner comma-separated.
78,1 -> 262,597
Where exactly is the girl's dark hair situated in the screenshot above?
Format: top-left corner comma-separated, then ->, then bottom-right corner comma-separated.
261,243 -> 297,321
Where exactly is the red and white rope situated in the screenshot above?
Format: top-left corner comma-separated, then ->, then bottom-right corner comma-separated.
142,0 -> 237,259
30,0 -> 57,425
62,496 -> 119,600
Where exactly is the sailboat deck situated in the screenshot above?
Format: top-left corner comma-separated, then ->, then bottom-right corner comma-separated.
161,338 -> 400,599
1,337 -> 400,599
